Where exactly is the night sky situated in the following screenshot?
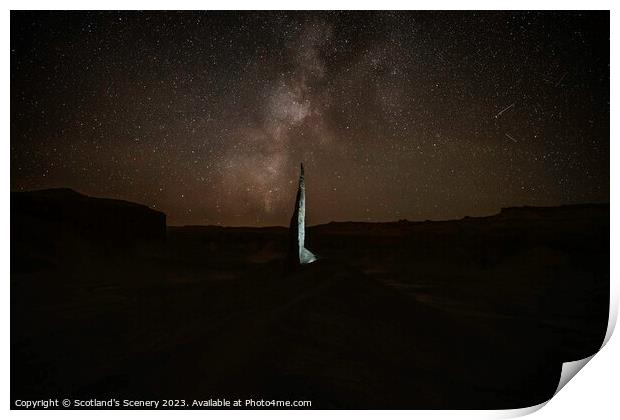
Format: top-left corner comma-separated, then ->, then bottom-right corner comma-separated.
11,11 -> 609,226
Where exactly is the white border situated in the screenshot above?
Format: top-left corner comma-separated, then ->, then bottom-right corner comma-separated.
3,1 -> 616,419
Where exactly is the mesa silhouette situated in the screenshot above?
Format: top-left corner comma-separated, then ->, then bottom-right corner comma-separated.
11,189 -> 609,409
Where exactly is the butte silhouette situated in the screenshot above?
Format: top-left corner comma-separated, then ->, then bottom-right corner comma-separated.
287,163 -> 317,267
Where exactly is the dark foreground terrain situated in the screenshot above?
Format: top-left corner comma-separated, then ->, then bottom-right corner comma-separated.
11,189 -> 609,409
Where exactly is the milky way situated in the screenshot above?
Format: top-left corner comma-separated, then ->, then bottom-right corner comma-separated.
11,11 -> 609,225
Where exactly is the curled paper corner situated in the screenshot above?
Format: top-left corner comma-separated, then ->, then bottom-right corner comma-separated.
498,298 -> 618,418
554,355 -> 595,396
505,355 -> 600,417
551,284 -> 618,398
542,302 -> 617,408
550,300 -> 617,398
494,356 -> 595,419
552,287 -> 619,395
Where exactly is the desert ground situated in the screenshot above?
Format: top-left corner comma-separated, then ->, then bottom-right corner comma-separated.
11,190 -> 609,409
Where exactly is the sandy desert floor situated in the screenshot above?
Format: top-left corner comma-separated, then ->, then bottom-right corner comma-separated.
11,196 -> 609,409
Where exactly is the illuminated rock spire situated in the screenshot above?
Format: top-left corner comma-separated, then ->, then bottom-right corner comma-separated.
288,163 -> 317,266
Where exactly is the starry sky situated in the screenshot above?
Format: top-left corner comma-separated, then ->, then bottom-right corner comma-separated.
11,11 -> 609,226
